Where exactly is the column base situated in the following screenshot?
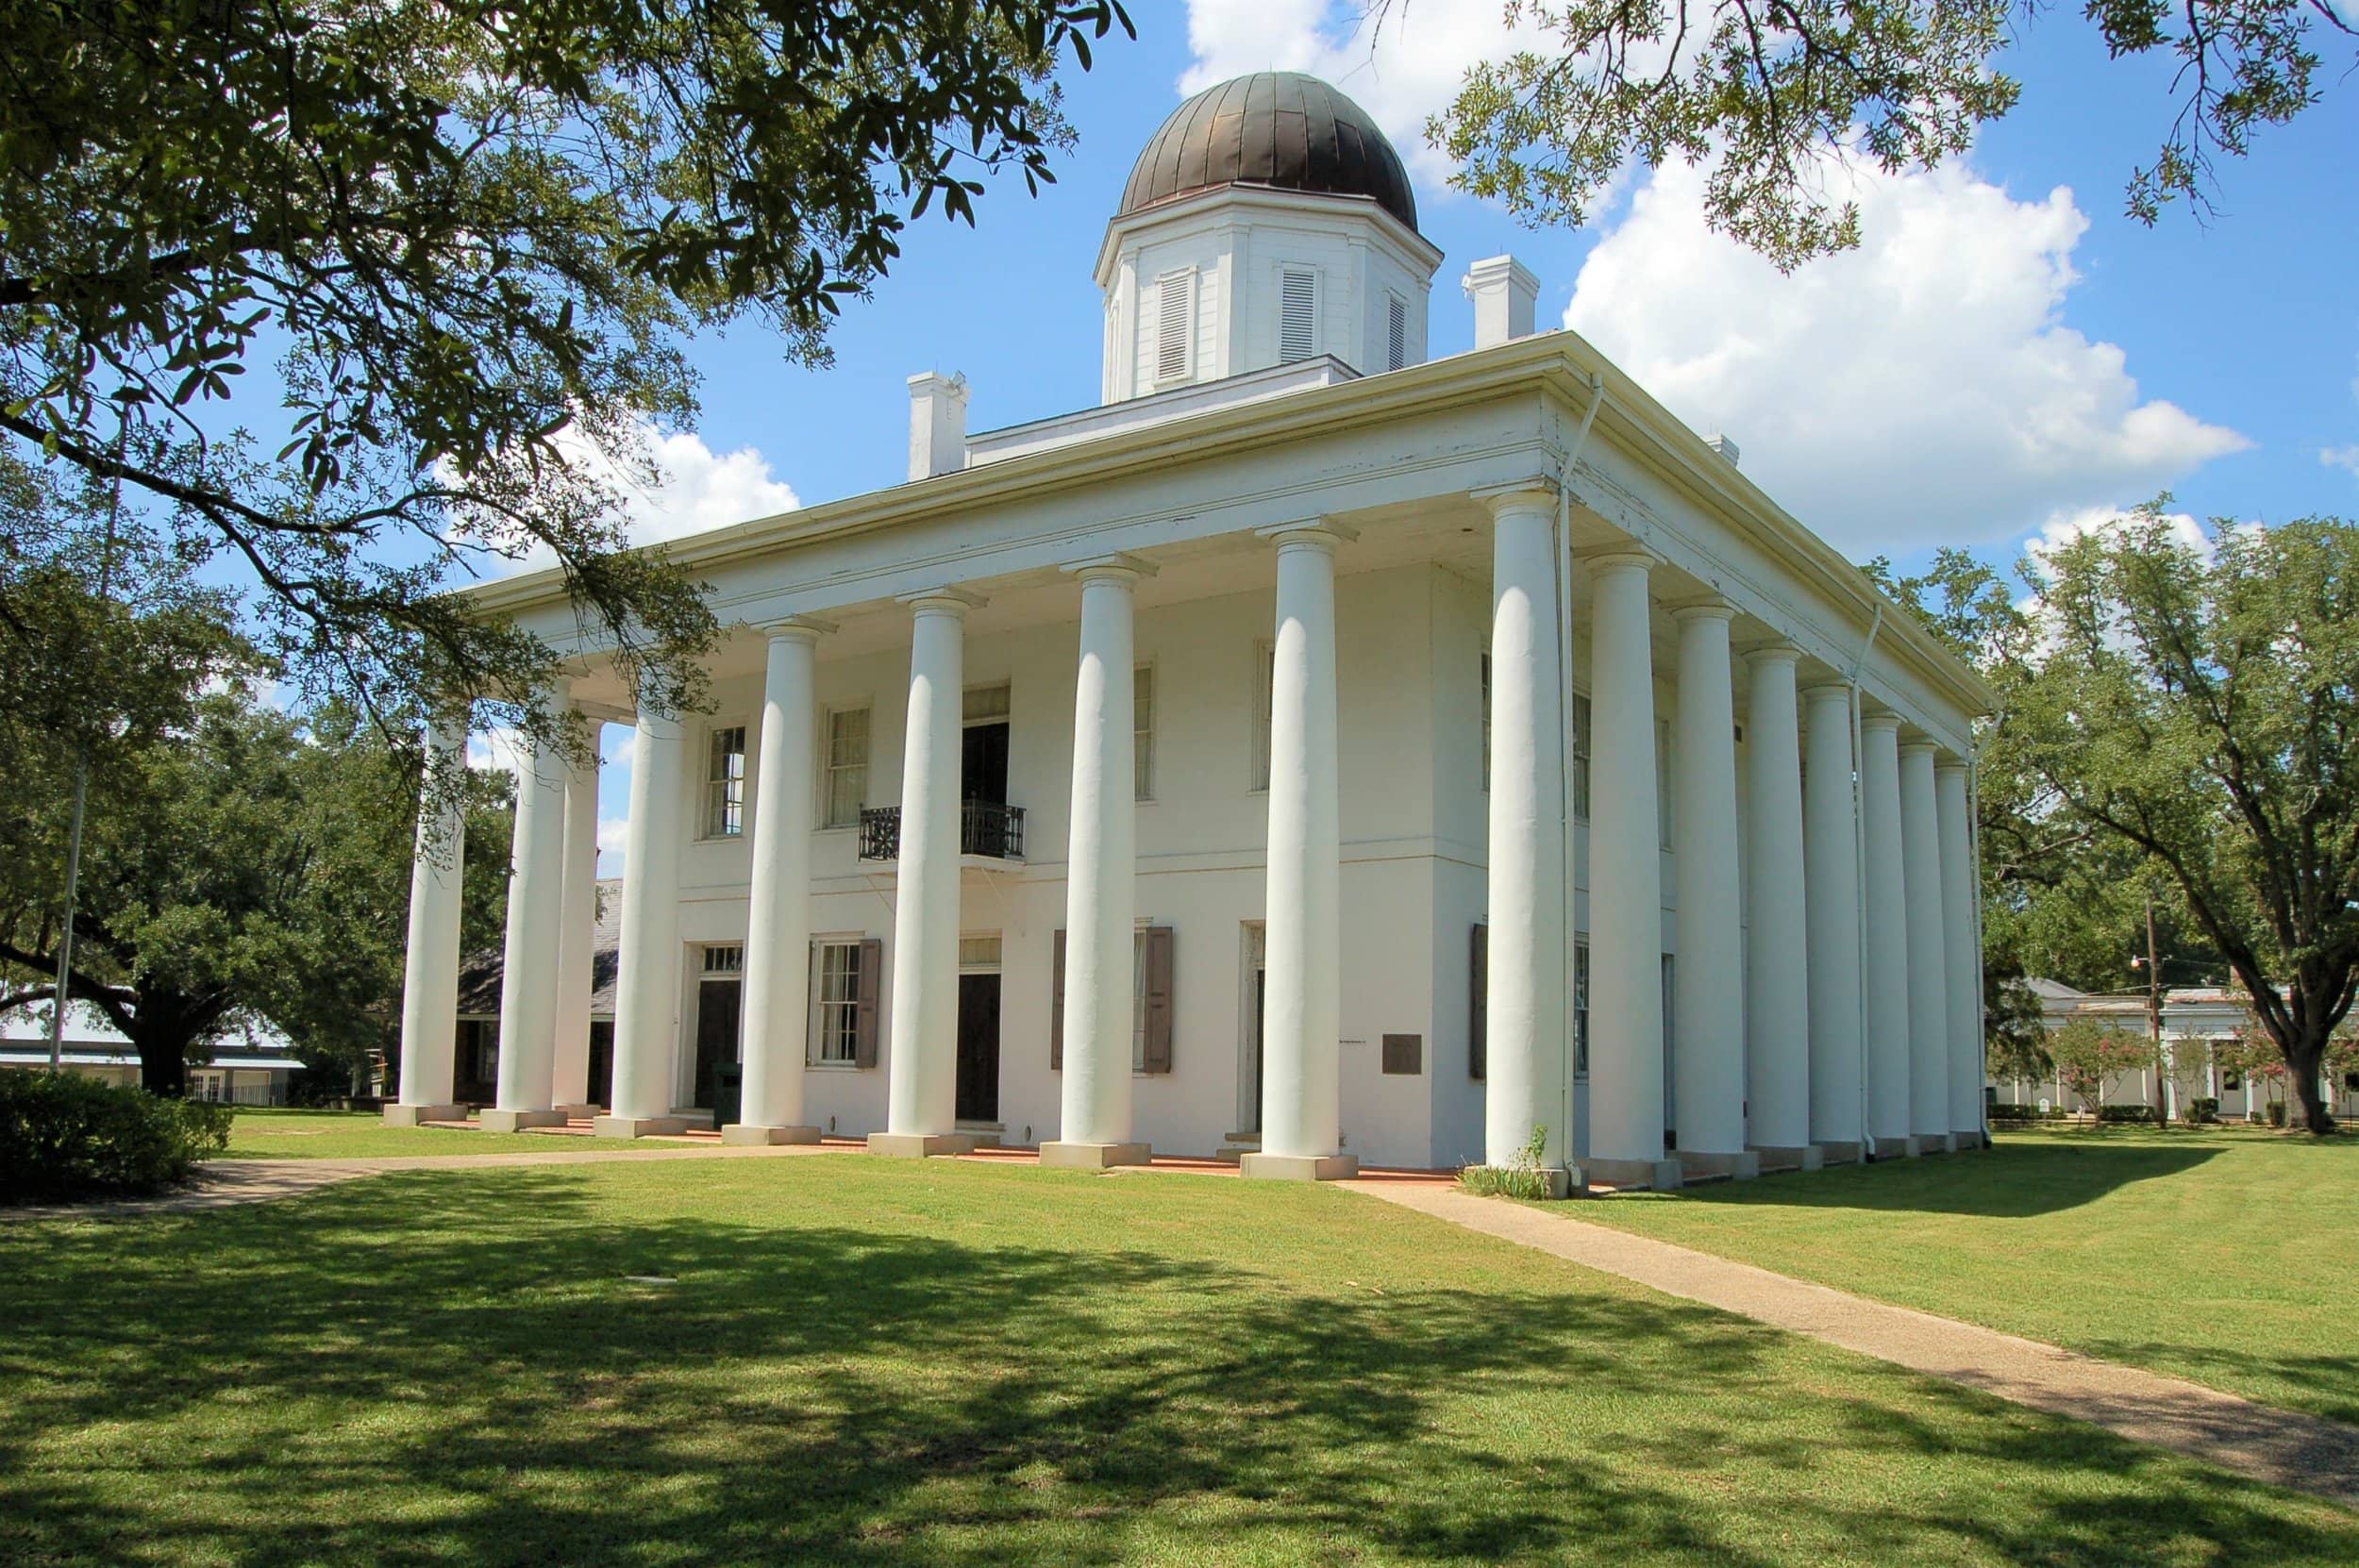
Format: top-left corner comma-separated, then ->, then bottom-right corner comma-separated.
1815,1140 -> 1870,1165
1239,1152 -> 1359,1182
555,1104 -> 602,1121
670,1108 -> 716,1130
1951,1128 -> 1988,1150
1747,1144 -> 1824,1174
1916,1132 -> 1957,1154
1039,1141 -> 1153,1170
1582,1156 -> 1683,1192
1676,1149 -> 1761,1181
479,1108 -> 568,1133
593,1114 -> 689,1139
382,1103 -> 466,1126
721,1124 -> 823,1146
1871,1135 -> 1921,1159
866,1132 -> 977,1159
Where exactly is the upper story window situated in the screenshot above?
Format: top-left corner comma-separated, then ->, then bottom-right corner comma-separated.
1279,266 -> 1318,363
1249,639 -> 1277,792
824,707 -> 868,828
1480,653 -> 1492,792
1155,269 -> 1196,384
1386,292 -> 1408,372
705,726 -> 747,838
1572,693 -> 1593,820
1135,664 -> 1155,801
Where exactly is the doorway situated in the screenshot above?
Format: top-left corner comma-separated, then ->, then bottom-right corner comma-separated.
956,973 -> 1002,1124
692,944 -> 745,1113
1239,922 -> 1266,1134
586,1021 -> 614,1109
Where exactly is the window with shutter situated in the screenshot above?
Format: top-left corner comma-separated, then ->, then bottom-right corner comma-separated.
1134,664 -> 1154,801
1250,639 -> 1276,790
1156,270 -> 1194,382
1574,939 -> 1591,1076
854,938 -> 882,1068
1572,693 -> 1593,820
1279,267 -> 1317,363
1469,924 -> 1487,1080
1140,926 -> 1175,1074
1386,293 -> 1408,372
1049,929 -> 1066,1070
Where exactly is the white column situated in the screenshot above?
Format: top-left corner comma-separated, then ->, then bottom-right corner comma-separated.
874,590 -> 982,1157
1859,711 -> 1915,1155
1046,559 -> 1154,1168
596,693 -> 691,1136
1899,740 -> 1952,1147
1744,647 -> 1814,1163
487,679 -> 572,1132
1936,759 -> 1984,1145
1480,488 -> 1567,1178
1244,524 -> 1354,1181
389,712 -> 468,1125
549,729 -> 600,1112
1586,553 -> 1677,1189
1670,604 -> 1751,1176
1802,685 -> 1865,1159
729,621 -> 828,1144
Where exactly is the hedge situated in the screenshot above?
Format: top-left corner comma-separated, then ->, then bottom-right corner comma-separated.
0,1074 -> 232,1204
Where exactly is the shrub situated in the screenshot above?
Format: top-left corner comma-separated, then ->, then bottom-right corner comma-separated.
2267,1099 -> 2288,1128
1459,1124 -> 1561,1201
0,1074 -> 231,1204
2183,1097 -> 2220,1125
2097,1104 -> 2156,1124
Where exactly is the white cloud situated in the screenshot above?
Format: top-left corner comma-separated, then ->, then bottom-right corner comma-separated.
1180,0 -> 1548,184
2322,445 -> 2359,479
496,416 -> 800,575
1564,158 -> 2248,553
467,726 -> 527,777
2025,504 -> 2212,572
596,816 -> 629,857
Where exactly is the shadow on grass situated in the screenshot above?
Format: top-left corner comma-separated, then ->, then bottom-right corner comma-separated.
1635,1139 -> 2225,1218
0,1166 -> 2349,1565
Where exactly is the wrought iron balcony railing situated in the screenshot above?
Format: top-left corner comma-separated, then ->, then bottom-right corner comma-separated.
857,801 -> 1025,863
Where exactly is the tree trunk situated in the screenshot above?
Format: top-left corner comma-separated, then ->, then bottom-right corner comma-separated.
2285,1034 -> 2335,1135
137,1036 -> 189,1098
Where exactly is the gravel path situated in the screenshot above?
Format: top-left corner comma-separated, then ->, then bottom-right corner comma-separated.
1348,1178 -> 2359,1512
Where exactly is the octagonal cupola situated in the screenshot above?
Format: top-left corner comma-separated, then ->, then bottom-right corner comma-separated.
1096,73 -> 1444,403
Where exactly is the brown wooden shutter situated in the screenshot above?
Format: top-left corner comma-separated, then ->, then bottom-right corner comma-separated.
1142,926 -> 1176,1074
854,937 -> 882,1068
1470,924 -> 1487,1081
804,941 -> 819,1066
1049,929 -> 1066,1070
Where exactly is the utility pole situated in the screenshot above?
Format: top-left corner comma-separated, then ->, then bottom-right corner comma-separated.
2145,892 -> 2168,1124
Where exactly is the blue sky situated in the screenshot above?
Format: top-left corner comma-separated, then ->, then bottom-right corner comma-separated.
466,1 -> 2358,862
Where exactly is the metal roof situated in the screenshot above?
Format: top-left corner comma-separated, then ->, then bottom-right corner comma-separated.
1118,73 -> 1416,233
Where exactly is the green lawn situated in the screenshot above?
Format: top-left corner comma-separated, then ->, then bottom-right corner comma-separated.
3,1158 -> 2353,1564
1569,1125 -> 2359,1425
224,1107 -> 673,1159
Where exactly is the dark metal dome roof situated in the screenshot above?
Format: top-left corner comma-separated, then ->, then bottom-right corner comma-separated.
1118,73 -> 1417,233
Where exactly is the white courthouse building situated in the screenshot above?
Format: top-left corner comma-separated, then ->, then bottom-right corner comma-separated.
388,74 -> 1995,1188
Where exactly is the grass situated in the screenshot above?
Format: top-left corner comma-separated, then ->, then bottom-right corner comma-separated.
1568,1124 -> 2359,1425
222,1106 -> 673,1159
4,1156 -> 2355,1564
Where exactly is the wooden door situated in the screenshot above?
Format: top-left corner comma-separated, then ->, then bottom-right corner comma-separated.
956,973 -> 1001,1123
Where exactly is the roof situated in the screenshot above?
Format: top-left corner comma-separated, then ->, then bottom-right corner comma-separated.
0,1049 -> 306,1071
458,877 -> 621,1016
0,1002 -> 296,1056
1119,73 -> 1416,232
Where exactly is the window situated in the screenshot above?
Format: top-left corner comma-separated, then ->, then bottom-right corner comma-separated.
811,941 -> 865,1064
1386,292 -> 1408,372
824,707 -> 868,828
1279,266 -> 1318,363
1053,926 -> 1174,1073
2222,1069 -> 2243,1093
1131,932 -> 1150,1071
703,944 -> 744,975
1480,653 -> 1492,792
1250,639 -> 1277,791
959,934 -> 1002,969
1572,694 -> 1593,820
1574,939 -> 1591,1076
1156,269 -> 1195,382
962,683 -> 1012,724
1134,665 -> 1155,801
1657,716 -> 1675,847
706,726 -> 747,837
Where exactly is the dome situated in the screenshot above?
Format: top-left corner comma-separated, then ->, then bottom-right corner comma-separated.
1118,73 -> 1417,233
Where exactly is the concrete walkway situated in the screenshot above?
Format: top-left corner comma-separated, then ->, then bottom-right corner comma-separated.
1347,1178 -> 2359,1512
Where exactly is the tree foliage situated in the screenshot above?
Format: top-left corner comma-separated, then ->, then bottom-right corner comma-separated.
0,0 -> 1130,742
1426,0 -> 2353,269
2045,1014 -> 2150,1113
2001,504 -> 2359,1134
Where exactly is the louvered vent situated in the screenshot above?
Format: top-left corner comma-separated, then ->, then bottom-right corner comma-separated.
1386,293 -> 1408,371
1279,267 -> 1317,363
1157,272 -> 1192,382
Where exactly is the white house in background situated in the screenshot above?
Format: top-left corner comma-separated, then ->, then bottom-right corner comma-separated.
0,1004 -> 307,1104
1999,981 -> 2359,1122
387,73 -> 1996,1188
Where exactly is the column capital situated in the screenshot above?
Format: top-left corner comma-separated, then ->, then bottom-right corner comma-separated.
1586,547 -> 1659,577
1799,680 -> 1854,704
1670,598 -> 1736,625
756,613 -> 837,642
1470,476 -> 1559,518
1934,755 -> 1970,777
1859,709 -> 1902,735
895,585 -> 987,616
1255,518 -> 1357,552
1898,735 -> 1938,759
1745,640 -> 1804,668
1062,551 -> 1159,584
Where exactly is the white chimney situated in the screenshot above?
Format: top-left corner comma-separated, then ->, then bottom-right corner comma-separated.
907,371 -> 969,481
1462,256 -> 1540,349
1706,433 -> 1741,467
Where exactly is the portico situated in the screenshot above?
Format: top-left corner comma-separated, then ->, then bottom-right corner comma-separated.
383,71 -> 1995,1186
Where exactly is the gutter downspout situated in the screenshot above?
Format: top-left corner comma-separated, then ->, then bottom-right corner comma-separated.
1968,707 -> 2000,1147
1848,604 -> 1882,1153
1557,372 -> 1605,1179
